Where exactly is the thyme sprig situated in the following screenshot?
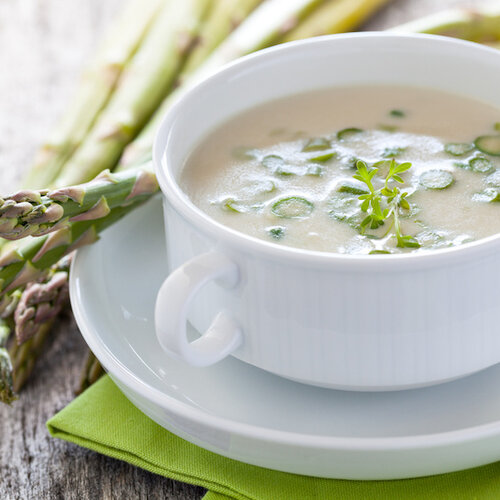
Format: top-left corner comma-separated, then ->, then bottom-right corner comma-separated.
353,159 -> 420,248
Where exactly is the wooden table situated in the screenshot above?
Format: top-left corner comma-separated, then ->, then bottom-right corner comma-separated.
0,0 -> 481,497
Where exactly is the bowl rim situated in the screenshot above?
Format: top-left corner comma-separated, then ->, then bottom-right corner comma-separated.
154,32 -> 500,270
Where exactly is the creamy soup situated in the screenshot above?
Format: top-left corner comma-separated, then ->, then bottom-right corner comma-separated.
180,86 -> 500,254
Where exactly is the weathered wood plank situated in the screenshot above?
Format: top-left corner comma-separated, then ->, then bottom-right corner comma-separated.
0,0 -> 483,498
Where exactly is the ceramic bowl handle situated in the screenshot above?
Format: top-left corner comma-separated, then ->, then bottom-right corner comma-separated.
155,252 -> 242,367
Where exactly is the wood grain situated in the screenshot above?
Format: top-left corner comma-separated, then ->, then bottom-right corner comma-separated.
0,0 -> 484,498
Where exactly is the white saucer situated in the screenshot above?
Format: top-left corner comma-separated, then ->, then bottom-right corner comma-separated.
70,196 -> 500,480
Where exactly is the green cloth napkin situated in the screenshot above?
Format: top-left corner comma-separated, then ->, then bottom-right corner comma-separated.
48,375 -> 500,500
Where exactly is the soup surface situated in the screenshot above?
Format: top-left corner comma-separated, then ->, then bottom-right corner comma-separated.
180,86 -> 500,254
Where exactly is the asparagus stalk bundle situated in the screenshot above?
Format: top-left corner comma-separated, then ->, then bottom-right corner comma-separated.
14,256 -> 71,345
121,0 -> 386,167
0,165 -> 158,295
181,0 -> 265,77
53,0 -> 212,188
5,1 -> 500,401
9,320 -> 54,394
22,0 -> 165,189
0,259 -> 71,403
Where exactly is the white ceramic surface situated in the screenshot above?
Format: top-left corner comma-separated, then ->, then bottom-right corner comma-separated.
71,196 -> 500,480
153,33 -> 500,390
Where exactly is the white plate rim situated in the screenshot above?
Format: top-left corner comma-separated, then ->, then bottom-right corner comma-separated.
69,199 -> 500,453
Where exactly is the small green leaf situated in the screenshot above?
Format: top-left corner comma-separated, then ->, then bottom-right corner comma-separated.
267,226 -> 285,240
337,182 -> 369,195
219,198 -> 264,214
307,151 -> 336,162
222,198 -> 243,213
399,198 -> 410,210
395,162 -> 412,174
397,235 -> 421,248
369,249 -> 391,254
345,156 -> 361,169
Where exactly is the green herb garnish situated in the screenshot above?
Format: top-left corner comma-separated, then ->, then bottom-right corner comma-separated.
419,170 -> 454,190
444,142 -> 474,156
337,181 -> 369,195
474,135 -> 500,156
470,155 -> 494,173
220,198 -> 263,214
389,109 -> 405,118
353,159 -> 420,248
472,188 -> 500,203
307,151 -> 336,162
337,128 -> 363,140
271,196 -> 314,219
267,226 -> 286,240
306,164 -> 324,176
302,137 -> 331,151
486,170 -> 500,188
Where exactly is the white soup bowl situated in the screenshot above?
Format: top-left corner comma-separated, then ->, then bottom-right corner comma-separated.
153,33 -> 500,391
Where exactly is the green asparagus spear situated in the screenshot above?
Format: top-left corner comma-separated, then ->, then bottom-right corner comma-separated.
391,5 -> 500,42
9,319 -> 54,393
53,0 -> 212,188
0,288 -> 22,319
78,350 -> 106,395
282,0 -> 392,41
14,256 -> 71,345
119,0 -> 356,167
0,319 -> 16,404
0,165 -> 158,240
22,0 -> 165,189
182,0 -> 265,77
0,195 -> 155,295
0,258 -> 71,402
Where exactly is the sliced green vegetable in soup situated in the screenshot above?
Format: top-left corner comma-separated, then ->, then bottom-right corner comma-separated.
180,86 -> 500,255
